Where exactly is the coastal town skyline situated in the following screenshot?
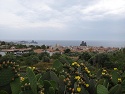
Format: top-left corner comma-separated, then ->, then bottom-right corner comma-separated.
0,0 -> 125,41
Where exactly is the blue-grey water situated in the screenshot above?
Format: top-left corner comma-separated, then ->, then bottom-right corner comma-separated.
37,40 -> 125,48
25,40 -> 125,48
6,40 -> 125,48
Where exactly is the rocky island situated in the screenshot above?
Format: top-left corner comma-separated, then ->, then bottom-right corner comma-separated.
30,40 -> 38,44
80,41 -> 87,46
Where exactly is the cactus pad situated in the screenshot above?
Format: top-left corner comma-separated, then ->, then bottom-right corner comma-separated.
0,62 -> 20,86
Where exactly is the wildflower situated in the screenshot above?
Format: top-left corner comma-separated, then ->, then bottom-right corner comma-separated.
85,84 -> 89,87
77,87 -> 81,92
114,68 -> 118,70
118,78 -> 122,82
75,76 -> 81,80
20,77 -> 25,81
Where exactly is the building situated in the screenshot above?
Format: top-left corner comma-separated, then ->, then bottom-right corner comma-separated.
0,48 -> 32,56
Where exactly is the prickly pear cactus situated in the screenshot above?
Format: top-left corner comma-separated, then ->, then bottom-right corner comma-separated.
0,90 -> 8,94
0,62 -> 20,86
19,83 -> 34,94
26,67 -> 37,94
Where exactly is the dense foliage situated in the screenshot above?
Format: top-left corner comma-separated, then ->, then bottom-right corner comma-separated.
0,61 -> 125,94
1,42 -> 125,94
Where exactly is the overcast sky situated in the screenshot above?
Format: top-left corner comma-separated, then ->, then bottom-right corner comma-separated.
0,0 -> 125,41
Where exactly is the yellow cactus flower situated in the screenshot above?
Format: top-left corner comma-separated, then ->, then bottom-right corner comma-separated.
103,69 -> 107,72
28,66 -> 36,70
77,87 -> 81,92
80,63 -> 84,66
74,62 -> 77,64
32,67 -> 35,70
40,92 -> 44,94
72,62 -> 78,66
28,67 -> 32,69
77,64 -> 80,67
118,78 -> 122,82
75,76 -> 81,80
102,72 -> 105,75
114,68 -> 118,70
85,67 -> 88,70
20,77 -> 25,81
72,63 -> 75,65
87,71 -> 90,74
85,84 -> 89,87
18,74 -> 20,77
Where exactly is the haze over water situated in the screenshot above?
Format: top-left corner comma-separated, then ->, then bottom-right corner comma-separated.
9,40 -> 125,48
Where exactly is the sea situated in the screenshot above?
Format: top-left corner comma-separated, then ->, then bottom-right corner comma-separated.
12,40 -> 125,48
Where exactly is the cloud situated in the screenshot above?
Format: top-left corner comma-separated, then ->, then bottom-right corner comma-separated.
81,0 -> 125,20
0,0 -> 66,28
0,0 -> 125,41
0,0 -> 125,28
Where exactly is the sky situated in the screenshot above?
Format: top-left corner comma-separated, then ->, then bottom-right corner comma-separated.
0,0 -> 125,41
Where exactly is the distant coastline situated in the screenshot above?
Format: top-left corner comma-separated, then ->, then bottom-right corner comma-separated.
16,40 -> 38,44
4,40 -> 125,48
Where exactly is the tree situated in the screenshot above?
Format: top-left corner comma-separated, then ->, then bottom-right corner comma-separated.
41,45 -> 46,50
58,56 -> 68,64
35,45 -> 41,49
51,52 -> 61,59
15,44 -> 27,49
64,49 -> 71,53
122,48 -> 125,53
22,51 -> 37,57
38,52 -> 50,60
30,55 -> 39,63
79,52 -> 91,61
24,55 -> 39,66
25,57 -> 33,66
46,46 -> 50,49
58,55 -> 73,64
29,45 -> 35,49
1,41 -> 6,45
0,54 -> 16,62
88,53 -> 110,67
42,56 -> 50,62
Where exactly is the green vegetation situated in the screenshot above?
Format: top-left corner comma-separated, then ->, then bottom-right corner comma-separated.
0,60 -> 125,94
0,42 -> 125,94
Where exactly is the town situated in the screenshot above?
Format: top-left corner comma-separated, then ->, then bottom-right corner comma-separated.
0,41 -> 119,56
1,40 -> 125,94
